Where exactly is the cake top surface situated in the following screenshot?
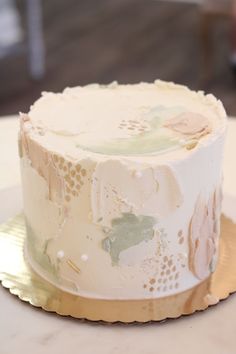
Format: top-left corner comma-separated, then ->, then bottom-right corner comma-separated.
23,80 -> 227,161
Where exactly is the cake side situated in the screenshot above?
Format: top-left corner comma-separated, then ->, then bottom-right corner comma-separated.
19,80 -> 227,299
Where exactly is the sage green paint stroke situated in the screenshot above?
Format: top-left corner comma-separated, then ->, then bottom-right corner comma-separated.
76,105 -> 186,156
26,221 -> 59,280
102,213 -> 156,265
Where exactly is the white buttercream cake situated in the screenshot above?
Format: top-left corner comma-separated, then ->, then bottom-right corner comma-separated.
19,80 -> 227,300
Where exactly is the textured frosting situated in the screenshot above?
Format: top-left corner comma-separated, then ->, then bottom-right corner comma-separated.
19,80 -> 227,300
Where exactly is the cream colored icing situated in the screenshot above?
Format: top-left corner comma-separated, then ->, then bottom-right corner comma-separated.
19,80 -> 227,300
91,160 -> 183,227
25,80 -> 225,160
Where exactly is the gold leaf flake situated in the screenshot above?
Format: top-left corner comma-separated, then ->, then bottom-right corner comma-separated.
66,260 -> 81,274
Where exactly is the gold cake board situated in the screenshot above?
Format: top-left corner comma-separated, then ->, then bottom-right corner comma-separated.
0,214 -> 236,323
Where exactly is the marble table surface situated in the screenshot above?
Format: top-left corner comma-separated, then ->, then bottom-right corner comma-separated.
1,115 -> 236,354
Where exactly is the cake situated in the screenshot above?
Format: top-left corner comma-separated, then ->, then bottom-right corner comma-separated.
19,80 -> 227,300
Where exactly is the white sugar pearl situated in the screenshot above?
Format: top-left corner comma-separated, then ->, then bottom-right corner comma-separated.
134,170 -> 142,178
81,254 -> 88,262
57,250 -> 65,259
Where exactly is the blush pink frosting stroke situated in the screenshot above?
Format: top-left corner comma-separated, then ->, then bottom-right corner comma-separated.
188,186 -> 222,280
164,112 -> 212,138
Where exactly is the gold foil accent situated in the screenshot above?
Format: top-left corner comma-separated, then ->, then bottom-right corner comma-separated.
66,259 -> 81,274
20,116 -> 88,204
0,214 -> 236,323
185,140 -> 198,150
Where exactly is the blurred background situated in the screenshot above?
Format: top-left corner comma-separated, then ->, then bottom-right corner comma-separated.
0,0 -> 236,116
